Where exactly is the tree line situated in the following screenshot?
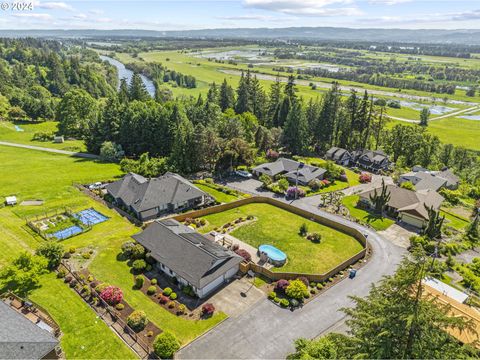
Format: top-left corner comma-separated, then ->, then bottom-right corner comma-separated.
55,68 -> 480,186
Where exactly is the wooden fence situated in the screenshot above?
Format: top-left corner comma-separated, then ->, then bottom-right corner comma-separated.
173,196 -> 368,283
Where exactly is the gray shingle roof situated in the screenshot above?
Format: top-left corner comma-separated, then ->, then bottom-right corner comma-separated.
359,185 -> 444,220
132,220 -> 242,289
253,158 -> 326,181
0,301 -> 58,359
106,172 -> 207,213
325,147 -> 351,162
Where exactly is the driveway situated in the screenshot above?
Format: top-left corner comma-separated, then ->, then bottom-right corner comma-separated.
208,277 -> 265,318
178,199 -> 406,359
378,223 -> 418,249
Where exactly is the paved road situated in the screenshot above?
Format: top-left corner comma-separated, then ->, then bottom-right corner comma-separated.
178,192 -> 406,359
0,141 -> 99,159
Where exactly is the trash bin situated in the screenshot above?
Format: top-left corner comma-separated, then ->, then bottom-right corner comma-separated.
349,269 -> 357,279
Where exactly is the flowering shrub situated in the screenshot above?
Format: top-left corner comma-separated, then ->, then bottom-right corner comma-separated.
286,187 -> 305,198
234,249 -> 252,262
266,149 -> 279,160
297,276 -> 310,287
359,172 -> 372,183
275,279 -> 290,292
202,303 -> 215,316
100,286 -> 123,305
159,295 -> 169,304
322,179 -> 331,186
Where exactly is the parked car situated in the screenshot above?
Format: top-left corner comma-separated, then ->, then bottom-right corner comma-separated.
88,182 -> 103,190
235,170 -> 252,178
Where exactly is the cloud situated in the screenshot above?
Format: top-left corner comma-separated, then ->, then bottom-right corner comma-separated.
451,9 -> 480,21
368,0 -> 412,5
35,1 -> 74,11
243,0 -> 362,17
216,14 -> 281,21
13,13 -> 53,20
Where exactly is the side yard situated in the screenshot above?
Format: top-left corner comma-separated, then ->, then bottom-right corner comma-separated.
342,195 -> 395,231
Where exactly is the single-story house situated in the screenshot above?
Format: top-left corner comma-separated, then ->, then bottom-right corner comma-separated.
252,158 -> 326,186
359,184 -> 444,228
399,167 -> 459,191
352,149 -> 391,173
133,219 -> 243,298
325,147 -> 353,166
5,196 -> 17,206
106,172 -> 210,221
0,301 -> 59,359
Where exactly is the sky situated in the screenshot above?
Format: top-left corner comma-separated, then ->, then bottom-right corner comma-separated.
1,0 -> 480,30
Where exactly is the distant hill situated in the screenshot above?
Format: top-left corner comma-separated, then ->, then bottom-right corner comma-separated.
1,27 -> 480,44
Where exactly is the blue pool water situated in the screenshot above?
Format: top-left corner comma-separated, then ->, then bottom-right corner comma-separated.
259,244 -> 287,262
52,226 -> 83,240
74,209 -> 108,226
14,125 -> 24,132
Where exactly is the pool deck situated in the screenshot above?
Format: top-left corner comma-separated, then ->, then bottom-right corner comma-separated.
218,233 -> 273,270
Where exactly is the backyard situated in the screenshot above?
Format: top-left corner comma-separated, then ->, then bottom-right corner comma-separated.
342,195 -> 395,231
197,203 -> 364,274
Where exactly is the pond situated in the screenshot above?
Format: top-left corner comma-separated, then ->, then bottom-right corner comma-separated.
100,55 -> 155,97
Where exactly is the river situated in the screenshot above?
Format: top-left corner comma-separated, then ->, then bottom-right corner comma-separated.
100,55 -> 155,97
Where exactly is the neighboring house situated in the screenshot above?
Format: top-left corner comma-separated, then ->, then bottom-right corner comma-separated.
359,184 -> 444,228
352,149 -> 391,172
252,158 -> 327,186
325,147 -> 353,166
399,167 -> 460,191
106,172 -> 209,221
5,196 -> 17,206
0,301 -> 59,359
132,219 -> 243,298
423,278 -> 479,348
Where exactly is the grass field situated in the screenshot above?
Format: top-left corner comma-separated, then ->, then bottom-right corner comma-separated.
0,120 -> 86,152
197,203 -> 364,274
0,145 -> 226,354
440,209 -> 470,230
387,116 -> 480,151
30,274 -> 136,359
342,195 -> 395,231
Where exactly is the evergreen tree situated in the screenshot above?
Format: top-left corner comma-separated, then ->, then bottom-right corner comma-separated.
249,75 -> 266,124
219,78 -> 235,111
169,116 -> 195,173
128,73 -> 149,101
420,107 -> 430,126
369,178 -> 391,216
267,75 -> 283,127
235,71 -> 251,114
423,205 -> 445,239
207,82 -> 219,104
118,78 -> 129,103
283,101 -> 309,155
284,75 -> 297,101
314,82 -> 341,151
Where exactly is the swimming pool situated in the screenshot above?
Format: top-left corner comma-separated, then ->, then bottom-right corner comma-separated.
259,244 -> 287,266
74,208 -> 108,225
14,125 -> 24,132
51,225 -> 83,240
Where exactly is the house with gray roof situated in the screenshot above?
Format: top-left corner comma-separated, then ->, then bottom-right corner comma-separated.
106,172 -> 210,221
352,149 -> 391,173
252,158 -> 326,186
325,147 -> 353,166
132,219 -> 243,298
359,184 -> 444,228
0,301 -> 59,359
399,167 -> 459,191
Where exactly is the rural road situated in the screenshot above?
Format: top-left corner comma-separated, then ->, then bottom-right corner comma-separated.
219,69 -> 479,107
387,105 -> 480,123
178,193 -> 406,359
0,141 -> 99,159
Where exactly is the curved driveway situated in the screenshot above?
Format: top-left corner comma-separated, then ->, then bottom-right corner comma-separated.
178,196 -> 406,359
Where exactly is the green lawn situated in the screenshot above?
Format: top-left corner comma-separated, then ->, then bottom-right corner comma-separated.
30,274 -> 136,359
440,209 -> 470,231
198,203 -> 364,274
0,144 -> 226,353
342,195 -> 395,231
194,183 -> 241,203
0,120 -> 86,152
